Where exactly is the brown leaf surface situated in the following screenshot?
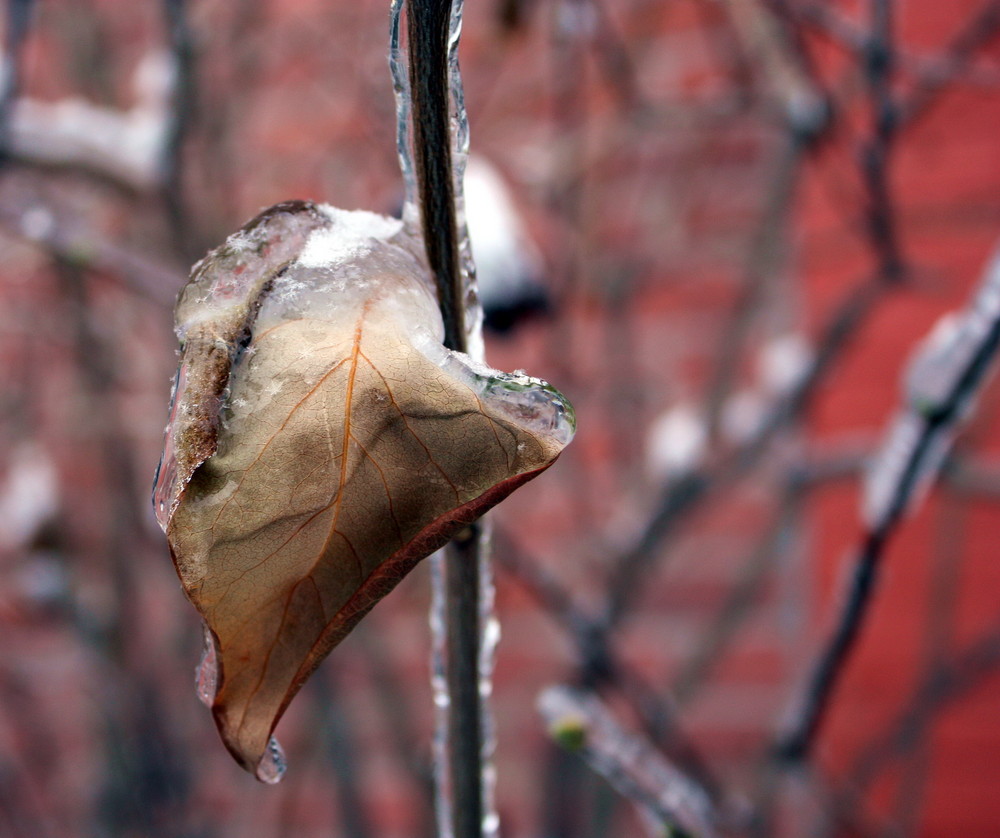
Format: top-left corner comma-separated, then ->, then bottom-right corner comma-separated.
155,202 -> 574,779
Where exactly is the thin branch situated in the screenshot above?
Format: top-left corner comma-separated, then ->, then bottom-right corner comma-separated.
672,491 -> 801,705
539,686 -> 719,838
0,0 -> 34,165
0,199 -> 183,306
406,2 -> 485,836
160,0 -> 200,258
776,247 -> 1000,762
493,528 -> 725,803
896,0 -> 1000,125
827,619 -> 1000,833
605,276 -> 889,627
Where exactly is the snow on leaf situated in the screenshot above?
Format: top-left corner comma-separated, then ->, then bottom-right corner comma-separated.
154,201 -> 575,780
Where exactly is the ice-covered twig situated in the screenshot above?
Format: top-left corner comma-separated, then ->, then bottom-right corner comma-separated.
776,244 -> 1000,762
2,48 -> 177,191
406,0 -> 466,354
492,528 -> 724,802
401,1 -> 493,835
539,686 -> 719,838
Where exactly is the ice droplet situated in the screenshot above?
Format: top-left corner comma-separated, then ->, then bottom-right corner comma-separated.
255,737 -> 287,784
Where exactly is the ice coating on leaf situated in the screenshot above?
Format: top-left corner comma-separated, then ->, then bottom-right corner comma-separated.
153,201 -> 332,528
157,201 -> 574,781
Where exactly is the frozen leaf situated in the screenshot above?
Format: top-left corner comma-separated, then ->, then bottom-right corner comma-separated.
154,201 -> 574,780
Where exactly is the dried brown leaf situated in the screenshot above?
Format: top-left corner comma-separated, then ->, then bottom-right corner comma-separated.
154,201 -> 574,779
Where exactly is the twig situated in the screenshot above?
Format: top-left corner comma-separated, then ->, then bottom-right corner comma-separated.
160,0 -> 199,258
859,0 -> 904,284
493,528 -> 724,802
405,2 -> 486,835
702,134 -> 806,442
0,0 -> 34,165
826,619 -> 1000,833
0,199 -> 183,306
539,686 -> 718,837
315,671 -> 376,838
672,489 -> 801,705
896,0 -> 1000,125
775,246 -> 1000,762
605,276 -> 888,627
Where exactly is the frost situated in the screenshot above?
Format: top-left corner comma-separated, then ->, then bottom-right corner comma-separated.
297,208 -> 404,268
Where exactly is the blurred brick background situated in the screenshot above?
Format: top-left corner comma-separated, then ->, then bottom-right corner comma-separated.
0,0 -> 999,836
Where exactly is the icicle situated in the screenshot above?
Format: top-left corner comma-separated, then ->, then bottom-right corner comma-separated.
428,548 -> 453,838
446,0 -> 484,362
475,522 -> 500,838
389,0 -> 419,231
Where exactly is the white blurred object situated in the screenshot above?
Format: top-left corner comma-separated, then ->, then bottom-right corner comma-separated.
464,156 -> 550,332
6,49 -> 176,190
646,403 -> 706,480
0,443 -> 59,551
757,332 -> 813,396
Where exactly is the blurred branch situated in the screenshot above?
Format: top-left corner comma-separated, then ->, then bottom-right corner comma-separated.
672,445 -> 868,706
539,686 -> 719,838
776,245 -> 1000,762
672,488 -> 802,705
860,0 -> 904,284
160,0 -> 200,258
605,275 -> 888,627
314,672 -> 376,838
0,199 -> 182,305
0,52 -> 176,193
897,0 -> 1000,124
943,455 -> 1000,498
493,528 -> 724,802
0,0 -> 34,165
829,618 -> 1000,832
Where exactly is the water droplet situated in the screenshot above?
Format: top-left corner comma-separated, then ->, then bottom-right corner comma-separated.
255,737 -> 287,784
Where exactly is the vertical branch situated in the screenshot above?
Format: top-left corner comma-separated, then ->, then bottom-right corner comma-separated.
0,0 -> 34,164
405,2 -> 486,836
407,0 -> 465,353
161,0 -> 198,258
